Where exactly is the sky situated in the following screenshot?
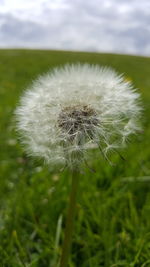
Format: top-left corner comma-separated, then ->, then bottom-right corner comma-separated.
0,0 -> 150,56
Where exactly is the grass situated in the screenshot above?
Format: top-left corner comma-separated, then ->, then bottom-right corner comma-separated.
0,49 -> 150,267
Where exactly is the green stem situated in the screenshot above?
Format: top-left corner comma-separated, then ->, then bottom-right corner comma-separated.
60,170 -> 80,267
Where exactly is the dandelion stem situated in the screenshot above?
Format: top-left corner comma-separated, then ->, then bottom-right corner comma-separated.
60,170 -> 80,267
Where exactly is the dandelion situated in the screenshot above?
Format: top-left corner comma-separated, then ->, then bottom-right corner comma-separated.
15,63 -> 141,168
15,63 -> 141,267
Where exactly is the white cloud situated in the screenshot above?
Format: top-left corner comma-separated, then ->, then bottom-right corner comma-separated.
0,0 -> 150,56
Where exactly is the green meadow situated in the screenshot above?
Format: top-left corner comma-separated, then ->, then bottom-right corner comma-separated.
0,49 -> 150,267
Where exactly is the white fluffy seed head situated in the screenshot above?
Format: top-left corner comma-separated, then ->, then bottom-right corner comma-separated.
15,63 -> 142,168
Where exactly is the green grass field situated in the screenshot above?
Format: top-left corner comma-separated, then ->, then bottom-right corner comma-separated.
0,49 -> 150,267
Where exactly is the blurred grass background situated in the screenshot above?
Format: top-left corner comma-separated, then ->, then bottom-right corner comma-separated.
0,49 -> 150,267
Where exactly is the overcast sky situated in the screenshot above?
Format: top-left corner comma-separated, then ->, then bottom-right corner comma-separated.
0,0 -> 150,56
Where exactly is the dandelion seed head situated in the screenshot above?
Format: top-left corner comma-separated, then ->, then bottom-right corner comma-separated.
15,63 -> 141,167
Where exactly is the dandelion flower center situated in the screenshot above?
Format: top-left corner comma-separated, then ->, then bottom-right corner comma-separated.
58,105 -> 98,142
